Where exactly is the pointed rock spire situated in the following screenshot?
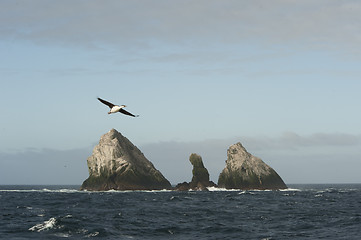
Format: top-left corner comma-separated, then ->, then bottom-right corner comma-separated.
218,142 -> 287,190
81,129 -> 171,191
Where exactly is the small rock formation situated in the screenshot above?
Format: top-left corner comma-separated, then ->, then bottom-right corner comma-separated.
218,142 -> 287,190
175,153 -> 217,191
81,129 -> 171,191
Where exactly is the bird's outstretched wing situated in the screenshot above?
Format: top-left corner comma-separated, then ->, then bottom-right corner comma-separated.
119,108 -> 139,117
97,97 -> 114,108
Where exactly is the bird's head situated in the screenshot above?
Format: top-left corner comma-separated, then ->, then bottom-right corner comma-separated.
120,105 -> 126,108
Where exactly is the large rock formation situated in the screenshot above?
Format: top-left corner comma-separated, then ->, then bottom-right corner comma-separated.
81,129 -> 171,191
218,142 -> 287,190
175,153 -> 217,191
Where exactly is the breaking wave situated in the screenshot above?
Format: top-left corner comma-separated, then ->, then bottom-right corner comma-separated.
0,185 -> 301,193
29,217 -> 57,232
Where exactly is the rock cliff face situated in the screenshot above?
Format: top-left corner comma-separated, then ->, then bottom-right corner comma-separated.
175,153 -> 217,191
218,142 -> 287,190
81,129 -> 171,191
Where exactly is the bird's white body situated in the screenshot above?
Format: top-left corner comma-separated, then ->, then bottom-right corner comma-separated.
109,105 -> 126,114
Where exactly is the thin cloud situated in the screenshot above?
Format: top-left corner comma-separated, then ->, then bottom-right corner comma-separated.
241,132 -> 361,152
0,148 -> 90,185
1,0 -> 361,54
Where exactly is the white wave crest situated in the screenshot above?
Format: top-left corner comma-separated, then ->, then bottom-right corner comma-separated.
86,231 -> 100,237
29,217 -> 57,232
207,186 -> 297,192
0,189 -> 79,193
207,187 -> 241,192
280,188 -> 302,192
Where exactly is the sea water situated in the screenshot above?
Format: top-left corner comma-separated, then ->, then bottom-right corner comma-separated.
1,184 -> 360,239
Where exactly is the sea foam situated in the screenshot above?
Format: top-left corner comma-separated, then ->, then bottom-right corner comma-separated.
29,217 -> 57,232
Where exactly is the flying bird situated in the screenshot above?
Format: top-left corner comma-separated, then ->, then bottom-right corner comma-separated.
97,97 -> 139,117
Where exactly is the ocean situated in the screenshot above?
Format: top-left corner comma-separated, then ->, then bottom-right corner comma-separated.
1,184 -> 360,239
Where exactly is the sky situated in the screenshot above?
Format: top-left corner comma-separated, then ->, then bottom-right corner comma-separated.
1,0 -> 361,185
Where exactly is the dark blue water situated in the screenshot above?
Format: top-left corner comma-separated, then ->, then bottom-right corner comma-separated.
1,184 -> 360,239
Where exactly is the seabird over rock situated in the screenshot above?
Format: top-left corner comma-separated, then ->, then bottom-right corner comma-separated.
97,97 -> 139,117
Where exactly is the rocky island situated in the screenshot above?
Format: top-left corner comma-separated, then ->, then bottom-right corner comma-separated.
175,153 -> 217,191
81,129 -> 171,191
218,142 -> 287,190
81,129 -> 287,191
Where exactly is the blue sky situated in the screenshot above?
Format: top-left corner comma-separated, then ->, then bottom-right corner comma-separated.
1,0 -> 361,185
